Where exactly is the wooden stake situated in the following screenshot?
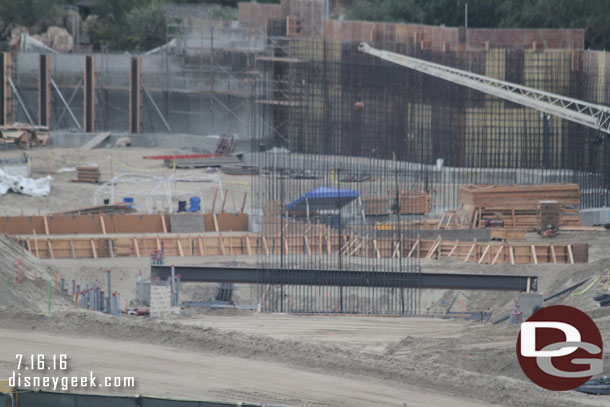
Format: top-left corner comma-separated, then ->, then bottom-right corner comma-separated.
464,238 -> 477,262
478,244 -> 490,264
221,190 -> 228,213
304,235 -> 311,255
160,215 -> 167,233
509,245 -> 515,265
262,236 -> 269,255
530,245 -> 538,265
90,239 -> 98,259
219,234 -> 225,255
447,243 -> 458,258
69,239 -> 76,259
425,236 -> 441,260
550,245 -> 557,264
392,242 -> 400,258
133,238 -> 140,258
198,237 -> 205,256
567,244 -> 574,264
245,236 -> 252,256
100,216 -> 107,234
374,239 -> 381,259
43,216 -> 50,235
240,192 -> 248,213
33,230 -> 40,258
211,188 -> 218,213
407,239 -> 419,258
47,240 -> 54,259
436,213 -> 445,230
213,213 -> 220,233
491,245 -> 503,265
177,240 -> 184,257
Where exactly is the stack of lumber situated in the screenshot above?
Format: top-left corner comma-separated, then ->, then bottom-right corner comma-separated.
460,184 -> 581,231
362,197 -> 391,215
362,192 -> 430,216
461,184 -> 579,208
73,166 -> 101,183
0,124 -> 50,148
397,191 -> 430,215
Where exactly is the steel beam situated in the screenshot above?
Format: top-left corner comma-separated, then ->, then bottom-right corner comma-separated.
151,265 -> 536,292
38,54 -> 51,127
129,57 -> 143,133
83,55 -> 96,132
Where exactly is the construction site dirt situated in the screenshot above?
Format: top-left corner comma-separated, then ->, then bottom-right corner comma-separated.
0,146 -> 608,406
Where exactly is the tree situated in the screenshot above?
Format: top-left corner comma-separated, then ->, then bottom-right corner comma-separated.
347,0 -> 610,50
89,0 -> 167,51
0,0 -> 67,41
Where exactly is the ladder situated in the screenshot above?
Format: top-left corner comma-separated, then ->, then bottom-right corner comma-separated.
215,133 -> 235,154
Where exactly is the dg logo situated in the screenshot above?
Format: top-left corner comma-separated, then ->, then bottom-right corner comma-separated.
516,305 -> 604,391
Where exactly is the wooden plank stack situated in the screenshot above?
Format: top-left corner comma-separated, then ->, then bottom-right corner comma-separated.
459,184 -> 581,231
460,184 -> 580,209
537,200 -> 560,230
73,166 -> 101,183
397,191 -> 430,215
362,197 -> 391,215
362,192 -> 430,216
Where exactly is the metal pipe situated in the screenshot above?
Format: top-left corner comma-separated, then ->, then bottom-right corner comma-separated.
170,265 -> 176,306
176,275 -> 180,305
55,79 -> 82,127
143,86 -> 172,131
51,78 -> 82,129
107,270 -> 111,314
8,77 -> 35,125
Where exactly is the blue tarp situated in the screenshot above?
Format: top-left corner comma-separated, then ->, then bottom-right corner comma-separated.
286,186 -> 359,212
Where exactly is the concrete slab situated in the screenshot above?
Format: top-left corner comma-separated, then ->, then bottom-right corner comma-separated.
170,213 -> 205,233
579,208 -> 610,226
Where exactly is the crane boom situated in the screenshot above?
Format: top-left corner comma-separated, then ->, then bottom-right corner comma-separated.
358,42 -> 610,135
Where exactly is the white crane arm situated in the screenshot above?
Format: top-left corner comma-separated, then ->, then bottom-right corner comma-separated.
358,42 -> 610,135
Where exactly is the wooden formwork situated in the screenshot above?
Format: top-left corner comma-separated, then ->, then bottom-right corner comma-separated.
0,213 -> 248,235
14,232 -> 587,264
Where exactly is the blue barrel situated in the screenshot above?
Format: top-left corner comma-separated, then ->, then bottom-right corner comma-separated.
189,197 -> 201,212
177,201 -> 187,212
122,197 -> 134,208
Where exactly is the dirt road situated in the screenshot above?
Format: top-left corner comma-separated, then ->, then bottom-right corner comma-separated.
0,327 -> 496,407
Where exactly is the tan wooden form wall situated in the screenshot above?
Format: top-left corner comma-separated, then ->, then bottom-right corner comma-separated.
15,232 -> 587,264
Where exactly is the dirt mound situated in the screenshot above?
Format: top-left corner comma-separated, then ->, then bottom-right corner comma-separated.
0,235 -> 70,311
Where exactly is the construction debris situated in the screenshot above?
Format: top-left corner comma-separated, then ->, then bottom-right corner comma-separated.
143,153 -> 242,168
51,203 -> 135,216
0,169 -> 52,197
0,124 -> 50,149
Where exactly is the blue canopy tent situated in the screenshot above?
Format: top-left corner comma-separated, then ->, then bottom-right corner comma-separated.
286,186 -> 360,218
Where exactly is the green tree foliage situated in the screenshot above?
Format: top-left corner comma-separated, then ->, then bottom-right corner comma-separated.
89,0 -> 167,51
348,0 -> 610,50
0,0 -> 67,40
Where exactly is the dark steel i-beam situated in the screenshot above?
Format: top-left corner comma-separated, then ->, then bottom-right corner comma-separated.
151,266 -> 536,292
